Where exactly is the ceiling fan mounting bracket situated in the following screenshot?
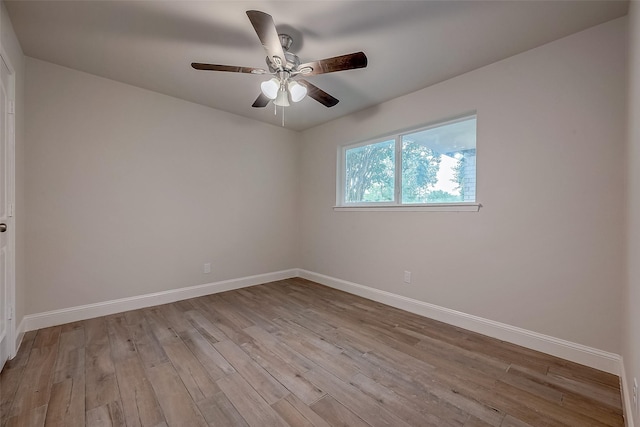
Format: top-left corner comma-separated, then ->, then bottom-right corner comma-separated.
279,34 -> 293,52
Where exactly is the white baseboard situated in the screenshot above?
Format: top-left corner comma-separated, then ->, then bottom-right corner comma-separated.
13,317 -> 26,358
297,269 -> 622,375
620,359 -> 636,427
22,269 -> 298,332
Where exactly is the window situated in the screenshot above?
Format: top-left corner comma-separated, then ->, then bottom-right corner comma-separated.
338,115 -> 478,210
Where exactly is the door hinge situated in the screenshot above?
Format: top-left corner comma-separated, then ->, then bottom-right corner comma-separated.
8,100 -> 14,115
8,306 -> 13,320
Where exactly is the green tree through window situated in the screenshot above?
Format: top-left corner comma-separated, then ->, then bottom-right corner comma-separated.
401,140 -> 441,203
345,139 -> 395,203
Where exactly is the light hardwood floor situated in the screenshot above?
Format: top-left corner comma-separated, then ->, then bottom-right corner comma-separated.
0,278 -> 624,426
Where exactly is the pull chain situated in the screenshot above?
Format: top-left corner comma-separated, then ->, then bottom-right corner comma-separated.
272,102 -> 285,127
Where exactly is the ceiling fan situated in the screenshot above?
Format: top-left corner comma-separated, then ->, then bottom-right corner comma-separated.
191,10 -> 368,109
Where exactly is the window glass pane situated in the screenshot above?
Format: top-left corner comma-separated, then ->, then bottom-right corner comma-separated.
344,139 -> 395,203
401,117 -> 476,204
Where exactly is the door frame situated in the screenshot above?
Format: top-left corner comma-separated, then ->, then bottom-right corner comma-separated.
0,45 -> 16,363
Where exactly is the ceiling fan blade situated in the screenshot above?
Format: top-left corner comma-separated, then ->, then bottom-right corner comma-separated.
246,10 -> 287,71
298,79 -> 339,108
191,63 -> 266,74
252,93 -> 271,108
298,52 -> 367,76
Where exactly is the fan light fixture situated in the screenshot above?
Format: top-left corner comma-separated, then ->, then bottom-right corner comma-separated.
260,78 -> 280,100
274,87 -> 290,107
260,75 -> 307,106
288,81 -> 307,103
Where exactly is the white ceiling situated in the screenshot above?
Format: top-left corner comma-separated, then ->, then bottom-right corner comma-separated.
5,1 -> 628,131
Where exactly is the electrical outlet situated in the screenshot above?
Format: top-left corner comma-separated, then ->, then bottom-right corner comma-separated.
203,263 -> 211,274
403,270 -> 411,284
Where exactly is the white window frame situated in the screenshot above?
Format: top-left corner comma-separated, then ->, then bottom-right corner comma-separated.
335,113 -> 481,212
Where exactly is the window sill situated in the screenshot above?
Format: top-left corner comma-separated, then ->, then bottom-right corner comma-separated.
333,203 -> 482,212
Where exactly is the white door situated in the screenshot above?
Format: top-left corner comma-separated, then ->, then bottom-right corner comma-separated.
0,53 -> 15,370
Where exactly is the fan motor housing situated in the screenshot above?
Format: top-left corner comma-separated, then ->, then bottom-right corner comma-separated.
266,34 -> 300,72
266,51 -> 300,73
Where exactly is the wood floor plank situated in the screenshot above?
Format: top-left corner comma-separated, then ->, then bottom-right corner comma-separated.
498,369 -> 564,404
5,404 -> 47,427
272,324 -> 360,382
161,339 -> 220,403
560,392 -> 624,426
7,328 -> 61,421
84,318 -> 109,349
127,316 -> 169,369
85,330 -> 120,412
349,349 -> 481,426
207,294 -> 254,330
189,297 -> 252,344
500,415 -> 535,427
52,328 -> 85,384
239,338 -> 325,405
146,363 -> 208,427
506,363 -> 624,423
465,415 -> 499,427
3,331 -> 36,370
0,278 -> 625,427
196,392 -> 249,427
274,317 -> 344,357
271,398 -> 314,427
309,395 -> 369,427
493,379 -> 621,426
213,340 -> 289,405
8,345 -> 58,419
155,304 -> 194,339
183,310 -> 228,344
243,324 -> 316,373
548,361 -> 621,389
105,315 -> 137,362
281,394 -> 332,427
218,292 -> 280,333
179,328 -> 235,381
85,401 -> 125,427
304,366 -> 412,427
336,326 -> 437,381
451,374 -> 590,427
31,327 -> 62,350
46,326 -> 86,427
215,373 -> 289,427
0,367 -> 25,426
0,332 -> 37,425
348,371 -> 453,427
415,332 -> 512,375
546,369 -> 622,409
45,377 -> 85,426
339,325 -> 560,426
113,356 -> 166,427
123,309 -> 145,326
143,308 -> 181,345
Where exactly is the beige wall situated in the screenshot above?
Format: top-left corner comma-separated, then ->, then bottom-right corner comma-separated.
24,58 -> 300,314
625,1 -> 640,424
1,1 -> 25,333
299,18 -> 627,353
